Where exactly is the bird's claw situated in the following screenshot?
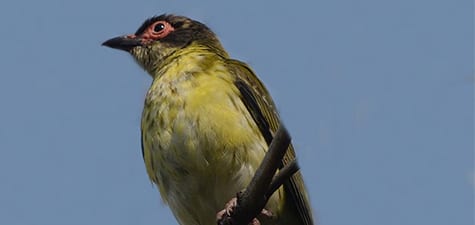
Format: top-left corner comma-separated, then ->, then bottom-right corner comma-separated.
216,197 -> 274,225
216,197 -> 238,220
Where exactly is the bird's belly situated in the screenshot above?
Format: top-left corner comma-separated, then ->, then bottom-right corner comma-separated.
142,76 -> 271,225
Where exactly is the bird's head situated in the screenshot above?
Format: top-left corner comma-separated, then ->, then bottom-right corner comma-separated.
103,14 -> 227,74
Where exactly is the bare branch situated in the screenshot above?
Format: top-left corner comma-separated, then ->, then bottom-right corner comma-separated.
217,125 -> 299,225
266,159 -> 299,198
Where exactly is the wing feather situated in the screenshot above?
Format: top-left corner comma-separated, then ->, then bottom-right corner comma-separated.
227,59 -> 314,225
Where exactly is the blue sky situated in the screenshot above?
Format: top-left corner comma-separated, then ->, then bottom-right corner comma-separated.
0,0 -> 472,225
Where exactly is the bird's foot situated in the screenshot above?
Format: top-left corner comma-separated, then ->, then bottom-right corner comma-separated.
248,209 -> 274,225
216,197 -> 238,220
216,197 -> 273,225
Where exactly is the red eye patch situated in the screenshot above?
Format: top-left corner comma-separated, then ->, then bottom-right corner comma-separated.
141,21 -> 175,40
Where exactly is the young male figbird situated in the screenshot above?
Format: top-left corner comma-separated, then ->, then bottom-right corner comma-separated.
103,14 -> 314,225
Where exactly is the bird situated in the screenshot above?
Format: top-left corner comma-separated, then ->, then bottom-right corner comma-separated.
102,14 -> 314,225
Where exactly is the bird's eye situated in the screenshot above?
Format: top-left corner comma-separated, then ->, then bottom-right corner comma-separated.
142,21 -> 174,40
153,23 -> 165,33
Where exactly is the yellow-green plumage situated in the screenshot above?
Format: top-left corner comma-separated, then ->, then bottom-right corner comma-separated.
103,14 -> 313,225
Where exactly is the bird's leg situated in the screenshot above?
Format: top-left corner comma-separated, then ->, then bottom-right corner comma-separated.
216,196 -> 274,225
216,197 -> 238,219
259,208 -> 273,217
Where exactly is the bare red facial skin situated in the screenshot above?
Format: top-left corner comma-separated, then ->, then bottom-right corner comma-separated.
139,21 -> 174,44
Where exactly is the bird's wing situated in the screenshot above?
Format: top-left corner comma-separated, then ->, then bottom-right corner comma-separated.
226,59 -> 314,225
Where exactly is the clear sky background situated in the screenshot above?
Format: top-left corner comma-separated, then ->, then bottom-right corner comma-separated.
0,0 -> 472,225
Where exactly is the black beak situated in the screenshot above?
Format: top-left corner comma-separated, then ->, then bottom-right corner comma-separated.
102,35 -> 142,51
